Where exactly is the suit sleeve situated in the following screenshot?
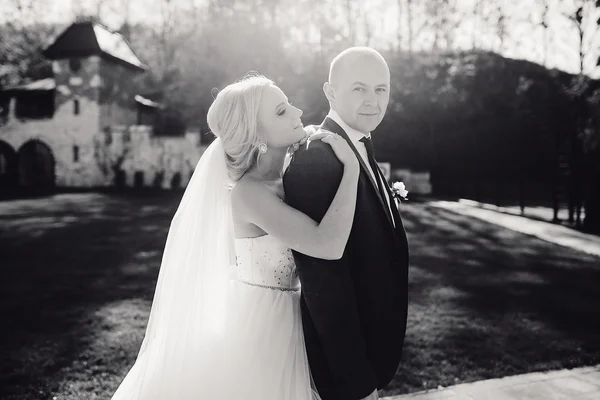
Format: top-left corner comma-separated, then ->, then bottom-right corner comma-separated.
283,143 -> 378,399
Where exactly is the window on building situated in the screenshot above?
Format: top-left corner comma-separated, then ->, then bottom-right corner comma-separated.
73,145 -> 79,162
69,58 -> 81,73
74,99 -> 80,115
14,91 -> 55,119
0,96 -> 10,123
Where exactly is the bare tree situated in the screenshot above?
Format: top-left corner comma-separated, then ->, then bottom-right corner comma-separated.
0,0 -> 57,86
424,0 -> 441,51
562,0 -> 600,75
343,0 -> 357,46
407,0 -> 414,53
535,0 -> 552,67
7,0 -> 53,44
471,0 -> 483,49
423,0 -> 460,52
558,0 -> 600,225
404,0 -> 428,54
494,2 -> 508,53
397,0 -> 404,51
362,8 -> 374,47
465,0 -> 512,53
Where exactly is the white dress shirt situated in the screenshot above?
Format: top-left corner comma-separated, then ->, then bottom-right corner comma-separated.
326,110 -> 395,226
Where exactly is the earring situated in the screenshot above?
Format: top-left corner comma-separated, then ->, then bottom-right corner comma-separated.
258,143 -> 268,154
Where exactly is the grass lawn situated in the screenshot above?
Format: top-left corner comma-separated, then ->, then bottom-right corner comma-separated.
1,192 -> 599,400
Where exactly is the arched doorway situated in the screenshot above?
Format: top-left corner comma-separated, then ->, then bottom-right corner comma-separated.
0,140 -> 18,192
17,140 -> 56,192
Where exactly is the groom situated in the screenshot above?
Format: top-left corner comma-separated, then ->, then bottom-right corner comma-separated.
284,47 -> 410,400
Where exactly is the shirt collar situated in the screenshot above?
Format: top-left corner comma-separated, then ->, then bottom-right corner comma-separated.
326,110 -> 371,144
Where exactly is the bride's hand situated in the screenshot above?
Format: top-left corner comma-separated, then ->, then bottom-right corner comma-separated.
289,134 -> 309,154
288,124 -> 319,154
303,124 -> 319,136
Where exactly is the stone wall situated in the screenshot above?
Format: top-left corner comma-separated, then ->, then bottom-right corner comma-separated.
1,54 -> 205,190
98,59 -> 142,129
53,56 -> 100,112
0,98 -> 206,189
0,96 -> 103,187
100,126 -> 205,189
54,56 -> 142,133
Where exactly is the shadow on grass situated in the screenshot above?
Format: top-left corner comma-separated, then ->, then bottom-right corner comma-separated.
2,195 -> 599,399
382,204 -> 600,395
0,192 -> 182,400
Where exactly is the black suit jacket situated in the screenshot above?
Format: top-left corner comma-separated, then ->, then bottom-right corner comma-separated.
283,117 -> 409,400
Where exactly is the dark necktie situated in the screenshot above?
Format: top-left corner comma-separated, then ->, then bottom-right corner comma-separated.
360,136 -> 391,218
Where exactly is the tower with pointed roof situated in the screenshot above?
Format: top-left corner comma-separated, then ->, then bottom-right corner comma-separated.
42,21 -> 147,131
0,21 -> 202,192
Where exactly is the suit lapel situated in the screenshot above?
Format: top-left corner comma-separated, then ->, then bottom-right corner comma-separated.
321,118 -> 395,230
375,164 -> 404,230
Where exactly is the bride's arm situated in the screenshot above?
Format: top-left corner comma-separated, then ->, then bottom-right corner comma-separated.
232,137 -> 359,260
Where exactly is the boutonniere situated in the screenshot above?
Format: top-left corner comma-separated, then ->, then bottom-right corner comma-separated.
391,181 -> 409,202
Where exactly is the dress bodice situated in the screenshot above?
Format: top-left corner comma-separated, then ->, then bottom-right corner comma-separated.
234,235 -> 299,290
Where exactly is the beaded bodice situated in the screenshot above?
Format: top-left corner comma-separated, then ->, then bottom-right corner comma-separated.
234,235 -> 299,290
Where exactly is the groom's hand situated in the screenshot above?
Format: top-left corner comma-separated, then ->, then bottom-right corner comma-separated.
360,389 -> 379,400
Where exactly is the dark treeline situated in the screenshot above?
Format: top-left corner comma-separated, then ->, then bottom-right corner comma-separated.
1,0 -> 599,232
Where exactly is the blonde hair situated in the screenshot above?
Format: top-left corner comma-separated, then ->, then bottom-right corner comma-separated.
207,74 -> 274,182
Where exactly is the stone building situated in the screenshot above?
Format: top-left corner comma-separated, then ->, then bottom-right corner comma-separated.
0,21 -> 206,193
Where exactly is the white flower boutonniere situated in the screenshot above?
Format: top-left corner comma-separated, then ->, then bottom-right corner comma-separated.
392,181 -> 409,202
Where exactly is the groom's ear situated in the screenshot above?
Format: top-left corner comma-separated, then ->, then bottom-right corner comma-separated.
323,82 -> 335,104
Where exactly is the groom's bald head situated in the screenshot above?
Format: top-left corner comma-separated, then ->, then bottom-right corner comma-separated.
324,47 -> 391,134
328,47 -> 389,88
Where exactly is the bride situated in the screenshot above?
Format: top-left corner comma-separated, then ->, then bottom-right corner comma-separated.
110,74 -> 360,400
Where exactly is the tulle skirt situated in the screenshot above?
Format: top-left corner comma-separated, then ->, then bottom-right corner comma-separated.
111,280 -> 319,400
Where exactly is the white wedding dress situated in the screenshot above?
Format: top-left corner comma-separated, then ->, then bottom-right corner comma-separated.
111,139 -> 319,400
112,235 -> 319,400
220,234 -> 319,399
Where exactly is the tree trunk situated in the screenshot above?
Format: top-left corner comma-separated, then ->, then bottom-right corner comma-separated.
583,169 -> 600,233
397,0 -> 403,51
407,0 -> 413,54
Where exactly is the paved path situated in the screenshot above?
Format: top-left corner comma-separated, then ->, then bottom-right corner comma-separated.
430,200 -> 600,258
383,365 -> 600,399
383,201 -> 600,399
452,200 -> 586,223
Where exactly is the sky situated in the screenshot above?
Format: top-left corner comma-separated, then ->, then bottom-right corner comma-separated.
2,0 -> 599,77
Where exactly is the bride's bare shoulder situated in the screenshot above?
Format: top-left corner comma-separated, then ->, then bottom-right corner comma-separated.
232,174 -> 260,193
231,175 -> 270,209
